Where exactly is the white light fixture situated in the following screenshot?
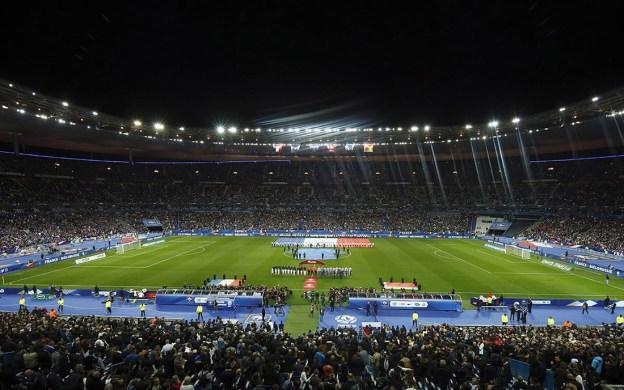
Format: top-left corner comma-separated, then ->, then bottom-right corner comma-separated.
32,92 -> 36,96
179,126 -> 185,131
61,101 -> 69,107
153,122 -> 165,131
227,126 -> 237,133
465,124 -> 473,130
92,111 -> 98,116
559,107 -> 566,112
8,83 -> 13,87
488,121 -> 499,128
591,96 -> 599,102
424,125 -> 430,132
410,126 -> 419,131
217,126 -> 225,134
133,119 -> 142,127
512,117 -> 520,124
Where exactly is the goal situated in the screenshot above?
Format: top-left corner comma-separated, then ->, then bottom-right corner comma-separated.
505,244 -> 531,259
117,240 -> 141,254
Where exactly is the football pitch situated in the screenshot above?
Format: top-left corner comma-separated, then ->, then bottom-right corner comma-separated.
4,236 -> 622,300
4,236 -> 623,333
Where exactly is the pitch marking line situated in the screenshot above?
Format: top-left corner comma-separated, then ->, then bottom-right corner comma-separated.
426,243 -> 492,274
73,242 -> 215,269
8,266 -> 73,284
478,249 -> 527,264
521,256 -> 624,293
570,271 -> 624,292
432,249 -> 460,262
121,245 -> 170,258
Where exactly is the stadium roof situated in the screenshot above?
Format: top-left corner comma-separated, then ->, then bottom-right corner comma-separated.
1,77 -> 624,154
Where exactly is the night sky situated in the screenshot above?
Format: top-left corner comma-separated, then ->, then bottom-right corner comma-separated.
2,1 -> 623,129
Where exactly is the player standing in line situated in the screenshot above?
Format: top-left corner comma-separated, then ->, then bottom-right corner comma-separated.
140,303 -> 146,318
57,296 -> 64,313
105,299 -> 112,314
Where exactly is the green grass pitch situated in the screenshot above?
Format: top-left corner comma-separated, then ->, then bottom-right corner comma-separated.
3,236 -> 623,333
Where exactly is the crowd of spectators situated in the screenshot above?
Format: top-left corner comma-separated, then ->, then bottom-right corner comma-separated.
0,208 -> 471,255
523,217 -> 624,255
1,311 -> 623,389
2,154 -> 624,254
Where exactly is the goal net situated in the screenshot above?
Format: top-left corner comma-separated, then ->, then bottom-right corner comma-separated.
117,240 -> 141,254
505,244 -> 531,259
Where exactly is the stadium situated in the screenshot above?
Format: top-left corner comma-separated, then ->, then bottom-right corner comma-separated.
2,3 -> 624,389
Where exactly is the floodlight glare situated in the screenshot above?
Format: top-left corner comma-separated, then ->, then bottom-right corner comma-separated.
61,101 -> 69,107
217,126 -> 225,134
591,96 -> 599,102
153,122 -> 165,131
465,124 -> 473,130
488,121 -> 499,128
410,126 -> 419,131
559,107 -> 566,112
424,125 -> 430,132
512,117 -> 520,124
227,126 -> 237,133
92,111 -> 98,116
133,120 -> 142,127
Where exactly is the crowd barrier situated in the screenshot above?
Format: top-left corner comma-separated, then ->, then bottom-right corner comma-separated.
0,287 -> 157,299
349,296 -> 462,312
155,289 -> 263,308
498,297 -> 622,307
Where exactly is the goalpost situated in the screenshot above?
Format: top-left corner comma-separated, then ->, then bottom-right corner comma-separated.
505,244 -> 531,259
117,240 -> 141,254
